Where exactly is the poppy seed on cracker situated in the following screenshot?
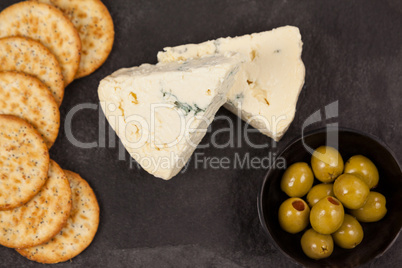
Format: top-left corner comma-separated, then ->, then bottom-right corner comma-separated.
17,170 -> 99,264
0,115 -> 49,211
0,1 -> 82,85
37,0 -> 114,78
0,71 -> 60,148
0,37 -> 64,106
0,160 -> 72,249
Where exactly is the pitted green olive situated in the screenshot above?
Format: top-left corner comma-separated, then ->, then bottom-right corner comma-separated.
281,162 -> 314,197
350,192 -> 387,222
333,174 -> 369,209
332,214 -> 364,249
311,146 -> 344,183
278,197 -> 310,234
301,228 -> 334,259
306,183 -> 334,207
344,155 -> 379,189
310,196 -> 344,234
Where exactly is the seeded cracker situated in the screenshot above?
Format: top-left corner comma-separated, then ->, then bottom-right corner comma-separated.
0,37 -> 64,106
0,1 -> 81,85
17,170 -> 99,263
37,0 -> 114,78
0,72 -> 60,148
0,160 -> 72,249
0,115 -> 49,211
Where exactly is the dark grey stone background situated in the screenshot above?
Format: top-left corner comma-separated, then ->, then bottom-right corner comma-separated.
0,0 -> 401,267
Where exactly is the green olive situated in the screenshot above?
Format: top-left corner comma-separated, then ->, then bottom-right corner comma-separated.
333,174 -> 369,209
310,196 -> 344,234
344,155 -> 379,189
350,192 -> 387,222
311,146 -> 344,183
306,183 -> 334,207
332,214 -> 364,249
278,197 -> 310,234
281,162 -> 314,197
301,228 -> 334,259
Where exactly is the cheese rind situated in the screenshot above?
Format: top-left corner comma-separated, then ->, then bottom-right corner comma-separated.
158,26 -> 305,141
98,54 -> 241,180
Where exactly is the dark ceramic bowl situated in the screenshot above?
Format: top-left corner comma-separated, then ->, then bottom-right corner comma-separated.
258,127 -> 402,267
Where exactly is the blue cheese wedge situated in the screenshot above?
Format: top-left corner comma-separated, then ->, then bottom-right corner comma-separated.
158,26 -> 305,141
98,54 -> 241,180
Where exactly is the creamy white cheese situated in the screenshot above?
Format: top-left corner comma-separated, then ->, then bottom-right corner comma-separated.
98,54 -> 241,180
158,26 -> 305,141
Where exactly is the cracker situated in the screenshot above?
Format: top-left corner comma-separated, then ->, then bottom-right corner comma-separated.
0,1 -> 82,85
0,160 -> 72,249
0,115 -> 49,211
0,71 -> 60,148
37,0 -> 114,78
0,37 -> 64,106
17,170 -> 99,263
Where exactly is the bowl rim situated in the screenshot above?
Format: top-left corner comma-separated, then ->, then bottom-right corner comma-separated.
257,126 -> 402,266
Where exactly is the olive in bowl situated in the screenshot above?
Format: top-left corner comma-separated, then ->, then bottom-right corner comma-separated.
350,191 -> 387,222
310,196 -> 344,235
344,155 -> 379,189
311,145 -> 344,183
333,173 -> 370,209
332,214 -> 364,249
280,162 -> 314,197
301,228 -> 334,259
278,197 -> 310,234
306,183 -> 334,207
258,128 -> 402,267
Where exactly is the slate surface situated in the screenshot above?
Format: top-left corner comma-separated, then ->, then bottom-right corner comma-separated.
0,0 -> 401,267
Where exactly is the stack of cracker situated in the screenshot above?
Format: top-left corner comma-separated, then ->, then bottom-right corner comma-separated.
0,115 -> 100,264
0,115 -> 99,263
0,0 -> 113,264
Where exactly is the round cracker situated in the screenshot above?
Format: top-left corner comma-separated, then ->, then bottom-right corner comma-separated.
0,160 -> 72,249
0,71 -> 60,148
17,170 -> 99,263
0,37 -> 64,106
37,0 -> 114,78
0,1 -> 82,85
0,115 -> 49,211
